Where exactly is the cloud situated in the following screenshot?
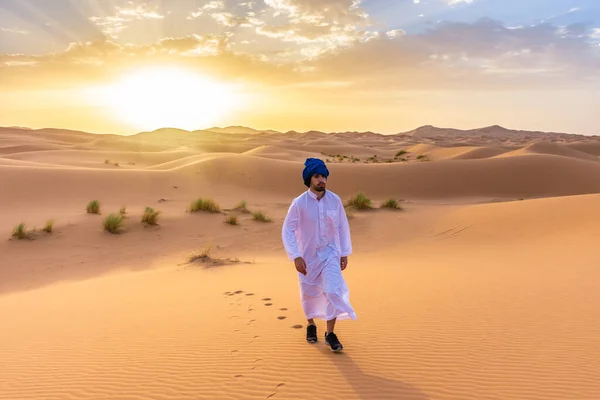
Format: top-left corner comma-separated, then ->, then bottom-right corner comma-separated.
0,34 -> 295,90
0,27 -> 29,35
448,0 -> 474,5
89,2 -> 164,39
1,18 -> 598,93
249,0 -> 376,60
306,18 -> 600,89
264,0 -> 368,24
188,0 -> 226,19
211,12 -> 264,27
386,29 -> 405,39
238,1 -> 256,9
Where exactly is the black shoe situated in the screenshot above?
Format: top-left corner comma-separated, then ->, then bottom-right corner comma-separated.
325,332 -> 343,352
306,324 -> 317,343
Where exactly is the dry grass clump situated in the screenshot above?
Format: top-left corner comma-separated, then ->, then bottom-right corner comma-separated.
103,213 -> 124,234
381,198 -> 403,210
142,207 -> 160,225
225,214 -> 238,225
252,211 -> 271,222
43,219 -> 54,233
234,200 -> 250,214
189,244 -> 213,263
12,223 -> 30,240
346,192 -> 373,210
345,208 -> 354,220
87,200 -> 100,214
188,244 -> 242,267
11,219 -> 55,240
189,198 -> 221,213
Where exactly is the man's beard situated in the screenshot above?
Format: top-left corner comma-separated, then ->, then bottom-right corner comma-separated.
313,184 -> 326,192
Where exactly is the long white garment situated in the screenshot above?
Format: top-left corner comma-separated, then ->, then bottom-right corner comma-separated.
282,189 -> 357,321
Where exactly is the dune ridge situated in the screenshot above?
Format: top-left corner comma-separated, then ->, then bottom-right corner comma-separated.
1,124 -> 600,400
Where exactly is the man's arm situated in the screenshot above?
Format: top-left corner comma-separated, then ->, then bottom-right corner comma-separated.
282,200 -> 307,275
282,200 -> 302,261
338,198 -> 352,258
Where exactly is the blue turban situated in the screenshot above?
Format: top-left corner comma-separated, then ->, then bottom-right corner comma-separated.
303,158 -> 329,187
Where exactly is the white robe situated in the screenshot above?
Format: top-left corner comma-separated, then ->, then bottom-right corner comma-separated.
282,189 -> 357,321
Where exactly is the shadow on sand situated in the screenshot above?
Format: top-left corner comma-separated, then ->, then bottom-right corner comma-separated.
313,346 -> 430,400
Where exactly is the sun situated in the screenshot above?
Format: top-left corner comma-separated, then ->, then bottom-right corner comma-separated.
103,66 -> 240,131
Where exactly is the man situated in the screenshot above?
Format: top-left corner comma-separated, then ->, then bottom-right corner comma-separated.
281,157 -> 356,352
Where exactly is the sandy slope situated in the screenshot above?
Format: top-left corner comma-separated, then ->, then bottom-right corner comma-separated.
495,142 -> 600,161
1,126 -> 600,400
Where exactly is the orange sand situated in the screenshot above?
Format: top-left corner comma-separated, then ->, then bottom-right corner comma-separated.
1,125 -> 599,399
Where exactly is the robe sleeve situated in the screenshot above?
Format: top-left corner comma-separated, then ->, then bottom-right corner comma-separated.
338,198 -> 352,257
282,199 -> 302,261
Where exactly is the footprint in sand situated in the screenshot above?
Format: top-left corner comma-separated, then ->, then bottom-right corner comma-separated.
267,383 -> 286,399
234,375 -> 243,378
279,308 -> 287,311
277,316 -> 287,320
245,293 -> 255,296
262,297 -> 271,301
264,303 -> 273,306
291,324 -> 303,329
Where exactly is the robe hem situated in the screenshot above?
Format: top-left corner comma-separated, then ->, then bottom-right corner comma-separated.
303,312 -> 357,321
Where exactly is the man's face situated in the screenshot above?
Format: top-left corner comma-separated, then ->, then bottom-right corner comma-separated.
310,174 -> 327,192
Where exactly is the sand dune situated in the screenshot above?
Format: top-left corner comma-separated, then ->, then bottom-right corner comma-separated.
0,143 -> 68,154
2,149 -> 199,168
399,145 -> 509,160
174,153 -> 600,199
566,142 -> 600,156
2,125 -> 600,400
443,146 -> 508,160
495,141 -> 599,161
243,145 -> 322,161
3,153 -> 600,221
2,192 -> 599,400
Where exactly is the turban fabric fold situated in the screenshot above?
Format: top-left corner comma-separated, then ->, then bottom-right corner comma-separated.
303,158 -> 329,187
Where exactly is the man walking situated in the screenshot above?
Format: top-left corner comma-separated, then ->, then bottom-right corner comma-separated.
281,158 -> 356,352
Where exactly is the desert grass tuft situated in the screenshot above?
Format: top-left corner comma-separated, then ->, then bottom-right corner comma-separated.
43,219 -> 54,233
188,244 -> 243,267
345,208 -> 354,220
252,211 -> 271,222
119,206 -> 127,217
346,192 -> 373,210
234,200 -> 250,213
141,207 -> 160,225
189,198 -> 221,213
225,214 -> 238,225
381,198 -> 403,210
87,200 -> 100,214
12,223 -> 30,239
189,244 -> 212,263
103,213 -> 124,234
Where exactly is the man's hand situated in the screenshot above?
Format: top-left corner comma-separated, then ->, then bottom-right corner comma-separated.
340,256 -> 348,271
294,257 -> 307,275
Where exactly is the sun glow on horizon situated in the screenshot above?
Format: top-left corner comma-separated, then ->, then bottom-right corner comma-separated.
97,67 -> 242,131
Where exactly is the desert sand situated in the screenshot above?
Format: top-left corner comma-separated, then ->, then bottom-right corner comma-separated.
1,124 -> 600,400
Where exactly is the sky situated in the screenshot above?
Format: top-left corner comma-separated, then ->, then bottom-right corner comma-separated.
0,0 -> 599,135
